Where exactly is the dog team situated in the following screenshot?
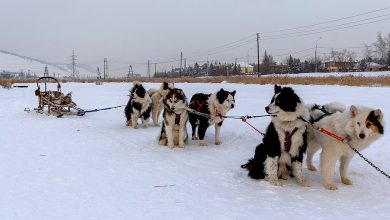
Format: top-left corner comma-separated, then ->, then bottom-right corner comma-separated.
125,81 -> 385,190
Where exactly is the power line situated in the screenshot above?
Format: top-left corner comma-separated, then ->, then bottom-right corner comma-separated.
258,6 -> 390,35
261,13 -> 390,39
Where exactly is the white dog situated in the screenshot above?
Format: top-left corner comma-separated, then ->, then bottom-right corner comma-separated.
148,82 -> 174,126
158,88 -> 188,148
306,104 -> 384,190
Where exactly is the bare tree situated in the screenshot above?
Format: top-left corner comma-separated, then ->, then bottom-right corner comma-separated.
373,32 -> 389,64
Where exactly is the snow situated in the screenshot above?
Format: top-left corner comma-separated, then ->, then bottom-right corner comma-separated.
1,82 -> 390,219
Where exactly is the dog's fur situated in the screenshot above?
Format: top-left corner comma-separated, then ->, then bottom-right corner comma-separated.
188,88 -> 236,146
242,85 -> 310,187
148,82 -> 174,126
124,82 -> 152,128
306,104 -> 384,190
158,88 -> 189,148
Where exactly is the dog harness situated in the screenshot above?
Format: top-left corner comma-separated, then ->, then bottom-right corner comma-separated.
175,114 -> 181,125
189,100 -> 207,112
284,127 -> 298,152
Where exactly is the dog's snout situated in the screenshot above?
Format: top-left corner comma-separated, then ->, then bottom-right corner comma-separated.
359,133 -> 365,139
265,106 -> 269,112
231,104 -> 235,109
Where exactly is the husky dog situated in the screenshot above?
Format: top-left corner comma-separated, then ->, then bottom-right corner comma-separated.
242,85 -> 310,187
158,88 -> 189,148
147,82 -> 175,126
306,104 -> 384,190
188,88 -> 236,146
124,82 -> 152,128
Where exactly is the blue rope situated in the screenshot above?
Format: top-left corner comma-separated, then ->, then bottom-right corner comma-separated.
77,105 -> 125,116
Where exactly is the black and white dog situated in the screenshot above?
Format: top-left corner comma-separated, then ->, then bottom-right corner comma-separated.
242,85 -> 310,187
124,82 -> 152,128
158,88 -> 189,148
189,88 -> 236,146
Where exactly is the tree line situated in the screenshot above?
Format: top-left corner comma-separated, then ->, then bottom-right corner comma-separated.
154,32 -> 390,77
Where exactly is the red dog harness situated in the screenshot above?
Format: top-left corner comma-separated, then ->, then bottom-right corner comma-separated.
284,127 -> 298,152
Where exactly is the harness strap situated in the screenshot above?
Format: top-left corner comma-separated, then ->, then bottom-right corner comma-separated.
190,100 -> 207,112
175,114 -> 181,125
284,127 -> 298,152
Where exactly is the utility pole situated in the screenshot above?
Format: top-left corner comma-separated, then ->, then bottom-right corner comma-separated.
183,58 -> 186,76
154,63 -> 157,76
71,50 -> 77,79
147,60 -> 151,78
315,37 -> 322,73
206,56 -> 209,76
179,52 -> 183,77
257,33 -> 260,75
103,58 -> 108,79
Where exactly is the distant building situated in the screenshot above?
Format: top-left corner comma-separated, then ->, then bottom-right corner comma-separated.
365,62 -> 387,72
0,70 -> 23,79
237,62 -> 254,73
324,61 -> 358,72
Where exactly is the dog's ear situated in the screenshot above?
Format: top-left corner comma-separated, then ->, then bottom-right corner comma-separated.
274,85 -> 282,94
374,109 -> 383,120
163,82 -> 169,90
219,88 -> 225,92
350,105 -> 358,117
230,90 -> 236,97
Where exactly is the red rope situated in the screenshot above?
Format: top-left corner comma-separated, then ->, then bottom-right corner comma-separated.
241,117 -> 265,136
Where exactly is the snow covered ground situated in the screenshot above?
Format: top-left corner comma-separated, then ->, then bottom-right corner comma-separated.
1,82 -> 390,220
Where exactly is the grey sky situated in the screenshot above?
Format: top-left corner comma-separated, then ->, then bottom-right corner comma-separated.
1,0 -> 389,76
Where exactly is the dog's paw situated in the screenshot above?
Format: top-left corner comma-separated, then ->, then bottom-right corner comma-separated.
125,121 -> 132,126
307,164 -> 317,171
324,183 -> 338,190
270,180 -> 283,187
192,136 -> 199,140
280,173 -> 290,180
142,124 -> 148,128
153,124 -> 160,127
215,140 -> 222,145
199,141 -> 208,147
167,143 -> 174,148
298,179 -> 311,187
178,144 -> 185,148
158,139 -> 167,146
341,177 -> 353,185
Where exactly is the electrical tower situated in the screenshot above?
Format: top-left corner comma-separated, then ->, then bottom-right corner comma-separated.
127,65 -> 134,78
43,65 -> 49,77
97,67 -> 101,79
71,50 -> 77,79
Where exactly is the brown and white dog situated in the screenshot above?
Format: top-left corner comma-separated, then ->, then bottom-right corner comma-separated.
158,88 -> 188,148
306,104 -> 385,190
147,82 -> 174,126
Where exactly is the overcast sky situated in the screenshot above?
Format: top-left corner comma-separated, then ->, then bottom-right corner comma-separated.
1,0 -> 389,76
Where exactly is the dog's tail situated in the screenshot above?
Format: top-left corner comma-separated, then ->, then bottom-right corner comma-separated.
242,157 -> 266,179
241,159 -> 253,170
323,102 -> 346,114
